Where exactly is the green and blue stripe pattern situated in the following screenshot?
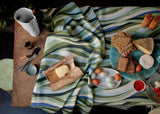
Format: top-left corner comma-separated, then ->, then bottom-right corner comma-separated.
31,2 -> 160,113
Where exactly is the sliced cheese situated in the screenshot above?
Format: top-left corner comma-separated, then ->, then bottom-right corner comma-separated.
139,55 -> 154,69
55,65 -> 70,78
133,37 -> 154,55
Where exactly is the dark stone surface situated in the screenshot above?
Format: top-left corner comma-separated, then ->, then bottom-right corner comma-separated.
0,32 -> 14,59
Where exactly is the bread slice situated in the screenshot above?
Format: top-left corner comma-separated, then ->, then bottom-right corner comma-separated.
126,56 -> 135,74
116,57 -> 129,72
133,37 -> 154,55
111,31 -> 136,57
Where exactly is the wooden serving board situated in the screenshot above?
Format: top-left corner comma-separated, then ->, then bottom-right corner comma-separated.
12,22 -> 50,107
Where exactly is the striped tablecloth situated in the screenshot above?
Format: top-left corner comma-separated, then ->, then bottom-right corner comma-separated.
31,2 -> 160,113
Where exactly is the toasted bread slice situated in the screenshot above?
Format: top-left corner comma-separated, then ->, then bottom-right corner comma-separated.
133,37 -> 154,55
126,56 -> 135,74
116,57 -> 129,72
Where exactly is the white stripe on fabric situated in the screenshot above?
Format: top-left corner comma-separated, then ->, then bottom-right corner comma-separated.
105,102 -> 125,105
50,51 -> 89,62
105,24 -> 141,37
78,94 -> 93,98
95,81 -> 134,96
122,24 -> 141,32
81,6 -> 89,13
31,100 -> 62,108
54,16 -> 71,23
33,84 -> 76,94
55,15 -> 84,23
66,7 -> 81,14
50,37 -> 90,46
34,81 -> 50,88
90,58 -> 102,64
137,102 -> 157,105
90,24 -> 101,32
92,38 -> 101,47
41,58 -> 59,64
70,87 -> 82,96
118,9 -> 157,22
94,90 -> 137,103
72,26 -> 84,35
63,103 -> 75,107
103,22 -> 128,30
33,88 -> 53,94
101,59 -> 110,63
136,27 -> 148,33
98,7 -> 136,21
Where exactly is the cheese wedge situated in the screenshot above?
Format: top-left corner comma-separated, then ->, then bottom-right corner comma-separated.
133,37 -> 154,55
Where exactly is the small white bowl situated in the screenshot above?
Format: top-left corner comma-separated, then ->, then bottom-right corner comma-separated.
25,64 -> 37,76
133,80 -> 146,92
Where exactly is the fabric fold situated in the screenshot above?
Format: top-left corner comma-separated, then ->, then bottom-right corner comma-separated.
31,2 -> 160,113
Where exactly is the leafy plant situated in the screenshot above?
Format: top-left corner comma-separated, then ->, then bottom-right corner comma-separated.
0,19 -> 7,28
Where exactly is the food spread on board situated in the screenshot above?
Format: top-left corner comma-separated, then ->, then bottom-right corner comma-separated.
110,29 -> 157,77
89,13 -> 160,91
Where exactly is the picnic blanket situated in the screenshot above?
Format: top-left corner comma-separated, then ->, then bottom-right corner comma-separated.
31,2 -> 160,113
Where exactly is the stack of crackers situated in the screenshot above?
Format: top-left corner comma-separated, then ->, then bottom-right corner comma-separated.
116,56 -> 136,74
111,31 -> 136,57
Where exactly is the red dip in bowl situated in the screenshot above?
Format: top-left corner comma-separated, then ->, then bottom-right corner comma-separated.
134,80 -> 145,91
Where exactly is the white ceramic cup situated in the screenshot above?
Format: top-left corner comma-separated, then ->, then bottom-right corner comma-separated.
14,7 -> 40,37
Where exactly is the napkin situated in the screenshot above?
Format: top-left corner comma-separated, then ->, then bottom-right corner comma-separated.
31,2 -> 160,113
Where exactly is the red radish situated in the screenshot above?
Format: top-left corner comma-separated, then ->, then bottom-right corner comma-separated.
92,78 -> 100,85
115,73 -> 121,81
94,68 -> 103,74
136,65 -> 142,72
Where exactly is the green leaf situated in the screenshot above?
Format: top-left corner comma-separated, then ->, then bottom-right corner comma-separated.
0,20 -> 7,28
